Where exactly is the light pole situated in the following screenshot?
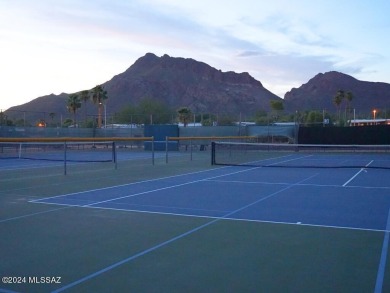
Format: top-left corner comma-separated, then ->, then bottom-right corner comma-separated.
373,109 -> 377,125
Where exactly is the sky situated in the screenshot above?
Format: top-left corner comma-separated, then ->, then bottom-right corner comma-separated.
1,0 -> 389,110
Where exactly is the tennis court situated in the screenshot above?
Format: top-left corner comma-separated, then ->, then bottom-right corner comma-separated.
1,142 -> 390,292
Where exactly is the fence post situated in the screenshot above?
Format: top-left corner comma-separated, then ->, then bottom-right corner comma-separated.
152,136 -> 155,165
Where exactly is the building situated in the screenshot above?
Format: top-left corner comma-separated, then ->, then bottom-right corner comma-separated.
349,119 -> 390,126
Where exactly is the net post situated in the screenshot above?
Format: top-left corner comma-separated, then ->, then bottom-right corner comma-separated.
165,136 -> 168,164
64,141 -> 67,175
151,136 -> 155,165
18,143 -> 22,159
112,141 -> 117,170
190,138 -> 193,161
294,122 -> 299,144
211,141 -> 215,165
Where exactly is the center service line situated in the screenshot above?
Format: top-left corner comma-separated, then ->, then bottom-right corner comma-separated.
342,160 -> 373,187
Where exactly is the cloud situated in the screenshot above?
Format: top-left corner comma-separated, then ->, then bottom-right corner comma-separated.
236,51 -> 263,58
227,51 -> 338,97
1,0 -> 389,110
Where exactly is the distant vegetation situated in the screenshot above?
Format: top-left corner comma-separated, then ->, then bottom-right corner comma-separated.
1,94 -> 362,128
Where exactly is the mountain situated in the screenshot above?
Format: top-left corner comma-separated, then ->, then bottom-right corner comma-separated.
4,93 -> 69,123
103,53 -> 280,115
284,71 -> 390,116
4,53 -> 281,124
5,56 -> 390,125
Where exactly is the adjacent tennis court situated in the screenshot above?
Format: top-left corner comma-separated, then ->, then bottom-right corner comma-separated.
1,142 -> 390,292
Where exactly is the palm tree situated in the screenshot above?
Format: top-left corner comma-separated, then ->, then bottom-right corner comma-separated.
345,91 -> 353,124
333,90 -> 345,125
79,90 -> 90,125
177,107 -> 192,127
67,94 -> 81,127
91,85 -> 108,128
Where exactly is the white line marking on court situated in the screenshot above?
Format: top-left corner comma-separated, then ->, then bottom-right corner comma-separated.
342,160 -> 373,187
231,217 -> 387,233
29,166 -> 232,203
82,167 -> 265,208
52,173 -> 318,292
375,207 -> 390,293
82,204 -> 390,233
0,206 -> 71,223
80,155 -> 322,209
207,179 -> 390,190
206,179 -> 290,185
90,201 -> 231,214
32,155 -> 315,204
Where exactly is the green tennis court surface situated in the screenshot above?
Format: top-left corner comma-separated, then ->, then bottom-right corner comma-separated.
1,150 -> 390,293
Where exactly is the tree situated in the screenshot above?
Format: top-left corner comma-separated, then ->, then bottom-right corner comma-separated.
138,99 -> 173,125
270,100 -> 284,122
333,90 -> 345,125
0,111 -> 6,126
67,94 -> 81,127
345,91 -> 354,124
116,105 -> 137,124
177,107 -> 192,127
345,91 -> 353,106
80,90 -> 90,125
62,118 -> 74,128
270,100 -> 284,111
217,114 -> 235,126
305,111 -> 323,126
116,98 -> 173,125
255,110 -> 269,125
91,85 -> 108,128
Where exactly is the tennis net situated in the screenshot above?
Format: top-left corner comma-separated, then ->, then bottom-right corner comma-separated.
211,142 -> 390,169
0,137 -> 156,175
0,141 -> 116,162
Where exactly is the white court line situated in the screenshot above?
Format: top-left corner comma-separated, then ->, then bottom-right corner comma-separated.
82,166 -> 264,208
81,204 -> 388,233
342,160 -> 373,187
80,155 -> 317,209
29,166 -> 230,203
375,207 -> 390,293
0,206 -> 71,223
31,155 -> 313,204
52,173 -> 317,292
208,179 -> 390,190
27,195 -> 390,234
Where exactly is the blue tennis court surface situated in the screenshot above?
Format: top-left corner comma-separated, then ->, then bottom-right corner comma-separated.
2,150 -> 390,293
31,165 -> 390,232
